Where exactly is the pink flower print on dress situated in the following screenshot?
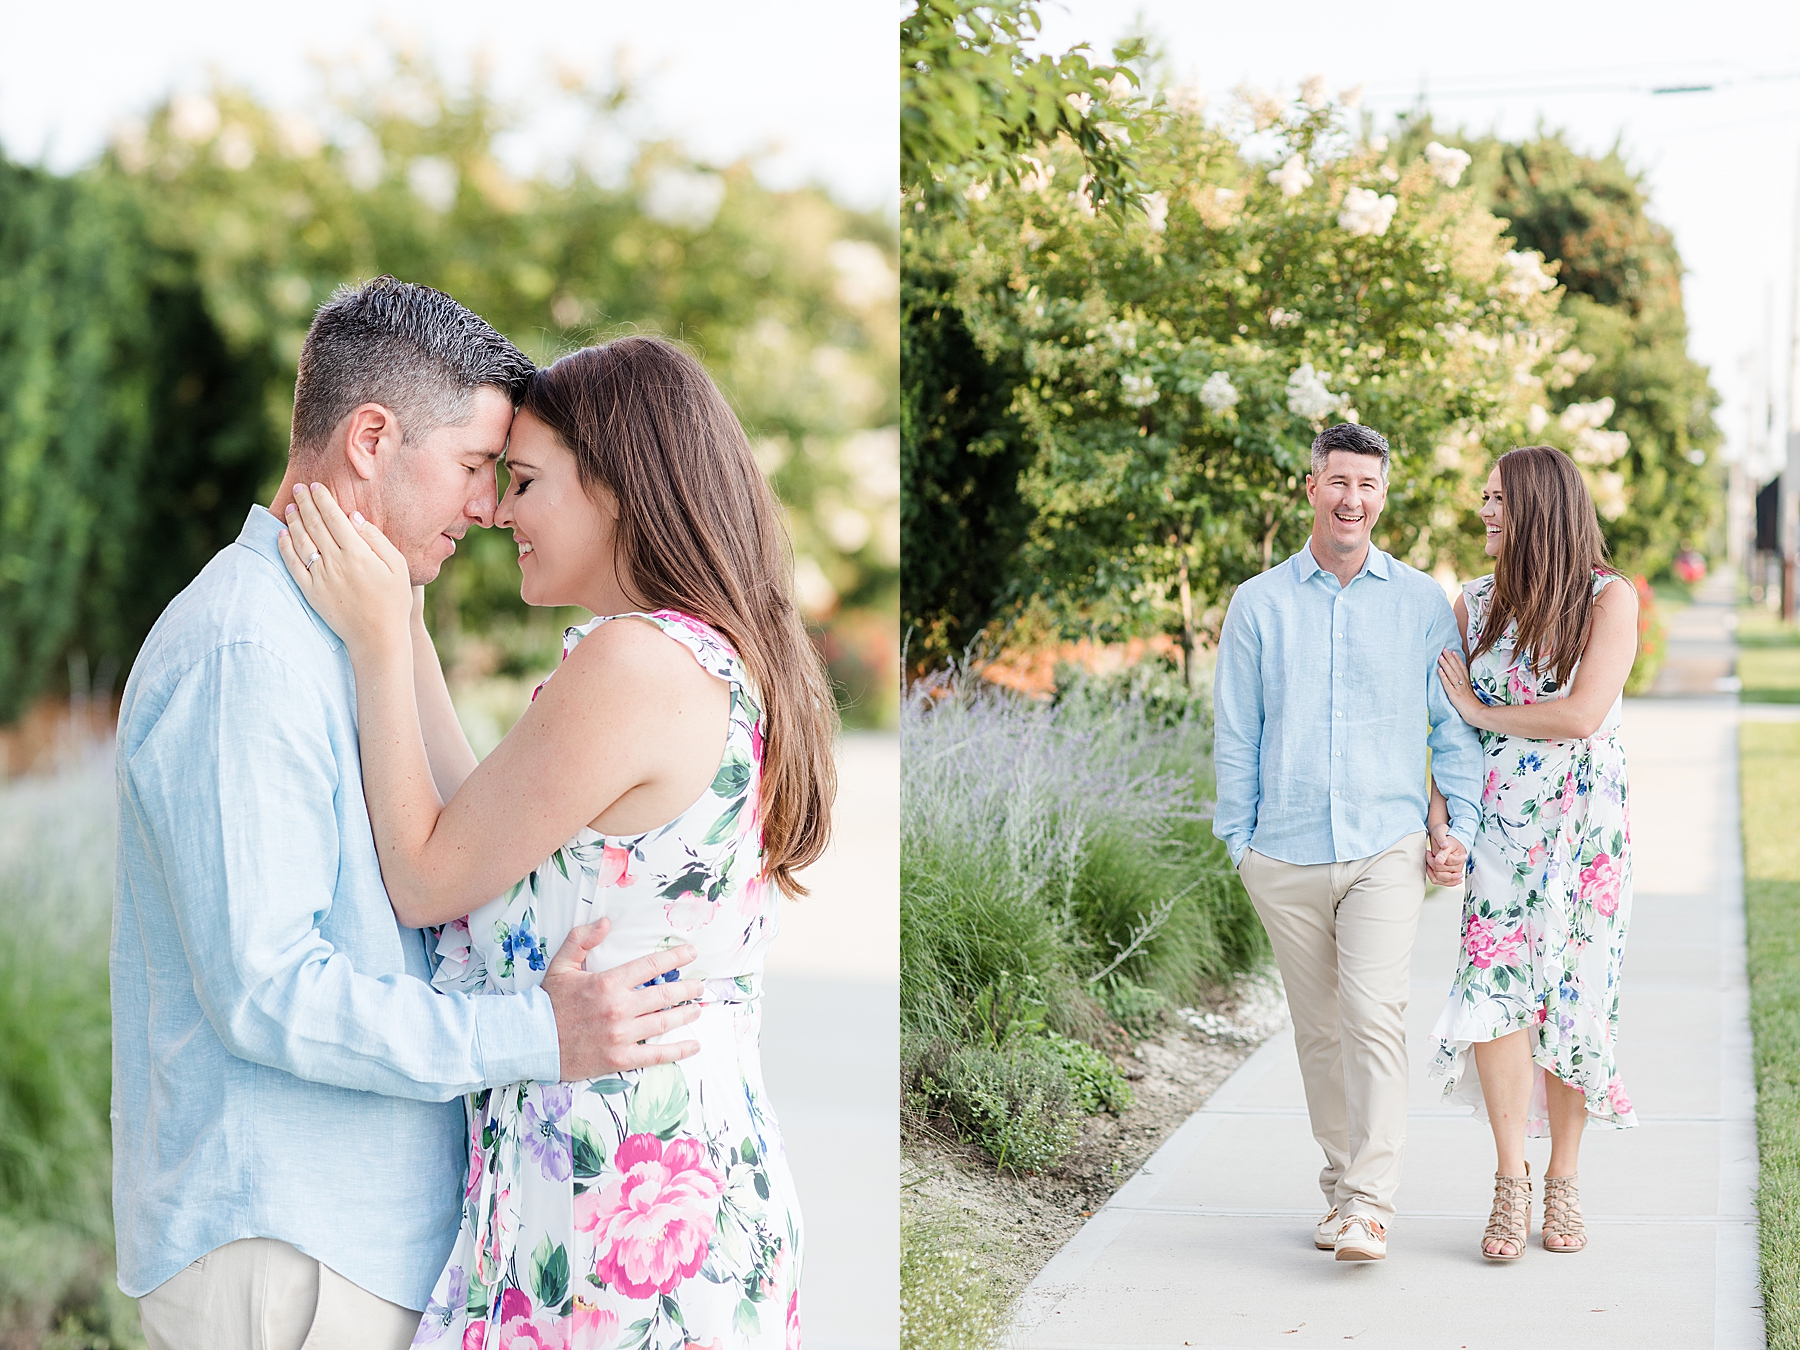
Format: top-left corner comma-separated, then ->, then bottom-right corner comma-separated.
577,1133 -> 725,1299
1579,853 -> 1622,917
1606,1075 -> 1633,1116
786,1290 -> 802,1350
1525,842 -> 1546,872
1462,914 -> 1524,970
569,1299 -> 618,1350
463,1323 -> 488,1350
596,846 -> 634,889
664,892 -> 717,931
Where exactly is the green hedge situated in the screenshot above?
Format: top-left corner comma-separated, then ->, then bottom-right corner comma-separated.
0,161 -> 270,723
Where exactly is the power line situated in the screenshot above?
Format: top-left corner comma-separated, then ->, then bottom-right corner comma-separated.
1355,69 -> 1800,102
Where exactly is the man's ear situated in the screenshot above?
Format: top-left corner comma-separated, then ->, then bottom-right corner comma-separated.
1303,473 -> 1317,506
341,403 -> 401,483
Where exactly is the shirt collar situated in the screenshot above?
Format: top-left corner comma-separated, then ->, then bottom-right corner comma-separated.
235,504 -> 345,651
1295,539 -> 1391,584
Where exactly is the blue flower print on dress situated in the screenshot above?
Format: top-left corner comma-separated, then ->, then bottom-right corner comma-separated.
522,1084 -> 573,1183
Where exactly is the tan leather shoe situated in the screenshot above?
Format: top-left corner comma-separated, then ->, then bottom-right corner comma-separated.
1313,1205 -> 1341,1250
1334,1213 -> 1387,1261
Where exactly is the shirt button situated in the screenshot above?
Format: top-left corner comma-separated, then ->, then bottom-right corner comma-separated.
1335,711 -> 1342,718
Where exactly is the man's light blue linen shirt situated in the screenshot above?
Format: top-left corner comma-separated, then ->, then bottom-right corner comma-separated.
1211,541 -> 1482,868
112,506 -> 561,1308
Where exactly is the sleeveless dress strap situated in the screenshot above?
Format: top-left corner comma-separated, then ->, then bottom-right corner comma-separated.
1461,575 -> 1496,644
572,610 -> 748,691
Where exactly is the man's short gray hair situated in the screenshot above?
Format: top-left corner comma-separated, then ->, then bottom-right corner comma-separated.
1310,422 -> 1391,481
289,275 -> 534,460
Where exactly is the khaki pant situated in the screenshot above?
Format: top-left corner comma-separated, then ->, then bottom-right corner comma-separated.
138,1238 -> 422,1350
1239,832 -> 1427,1226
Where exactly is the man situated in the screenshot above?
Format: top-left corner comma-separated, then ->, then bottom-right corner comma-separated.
1212,421 -> 1481,1262
113,277 -> 703,1348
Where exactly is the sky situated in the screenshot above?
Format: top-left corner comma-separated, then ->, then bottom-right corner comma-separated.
0,0 -> 896,214
1034,0 -> 1800,481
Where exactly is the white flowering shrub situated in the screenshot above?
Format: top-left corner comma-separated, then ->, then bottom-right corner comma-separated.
1424,141 -> 1472,187
1267,153 -> 1313,198
1501,249 -> 1557,297
1285,363 -> 1342,420
1337,186 -> 1397,237
909,78 -> 1578,650
1120,372 -> 1160,408
1198,370 -> 1240,412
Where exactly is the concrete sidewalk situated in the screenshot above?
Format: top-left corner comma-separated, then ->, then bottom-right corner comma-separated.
762,732 -> 899,1350
1012,702 -> 1764,1346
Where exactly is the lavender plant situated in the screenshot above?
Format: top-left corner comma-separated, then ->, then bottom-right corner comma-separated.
900,662 -> 1266,1169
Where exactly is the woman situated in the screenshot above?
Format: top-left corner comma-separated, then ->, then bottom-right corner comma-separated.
277,336 -> 837,1346
1427,443 -> 1639,1262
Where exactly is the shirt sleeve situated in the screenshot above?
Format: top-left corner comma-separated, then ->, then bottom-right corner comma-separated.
1211,591 -> 1264,866
1423,599 -> 1484,852
123,641 -> 562,1102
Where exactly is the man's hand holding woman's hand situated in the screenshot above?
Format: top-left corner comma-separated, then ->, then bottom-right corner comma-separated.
1425,824 -> 1467,888
542,919 -> 703,1078
276,483 -> 414,660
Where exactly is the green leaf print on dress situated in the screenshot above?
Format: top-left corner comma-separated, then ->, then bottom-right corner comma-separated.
1427,574 -> 1639,1136
414,611 -> 803,1350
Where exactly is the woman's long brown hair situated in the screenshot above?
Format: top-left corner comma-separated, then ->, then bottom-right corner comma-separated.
1471,444 -> 1620,687
521,337 -> 838,897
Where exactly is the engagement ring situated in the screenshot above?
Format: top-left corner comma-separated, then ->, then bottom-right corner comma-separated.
305,550 -> 320,571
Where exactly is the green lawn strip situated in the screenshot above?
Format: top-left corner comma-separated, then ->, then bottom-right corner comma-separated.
1741,721 -> 1800,1347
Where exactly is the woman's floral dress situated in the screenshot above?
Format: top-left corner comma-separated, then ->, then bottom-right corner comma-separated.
412,611 -> 802,1350
1428,573 -> 1639,1136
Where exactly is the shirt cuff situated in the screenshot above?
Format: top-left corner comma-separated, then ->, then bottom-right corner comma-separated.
472,987 -> 562,1086
1448,816 -> 1478,854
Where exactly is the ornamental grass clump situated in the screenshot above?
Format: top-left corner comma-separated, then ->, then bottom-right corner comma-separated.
900,661 -> 1268,1169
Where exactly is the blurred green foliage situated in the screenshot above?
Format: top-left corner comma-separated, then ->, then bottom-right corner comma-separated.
0,163 -> 270,724
0,50 -> 898,726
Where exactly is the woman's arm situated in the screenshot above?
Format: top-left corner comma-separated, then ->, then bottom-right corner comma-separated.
279,484 -> 721,929
1436,579 -> 1638,740
410,586 -> 480,802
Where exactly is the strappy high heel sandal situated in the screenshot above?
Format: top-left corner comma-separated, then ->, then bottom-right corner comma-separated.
1541,1174 -> 1588,1253
1482,1161 -> 1531,1261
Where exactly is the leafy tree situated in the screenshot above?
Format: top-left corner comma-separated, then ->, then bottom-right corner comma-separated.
1454,130 -> 1721,575
914,90 -> 1570,676
901,0 -> 1148,214
901,0 -> 1157,661
900,246 -> 1035,659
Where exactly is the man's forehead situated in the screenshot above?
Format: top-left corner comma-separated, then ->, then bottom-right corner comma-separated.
1322,452 -> 1383,479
